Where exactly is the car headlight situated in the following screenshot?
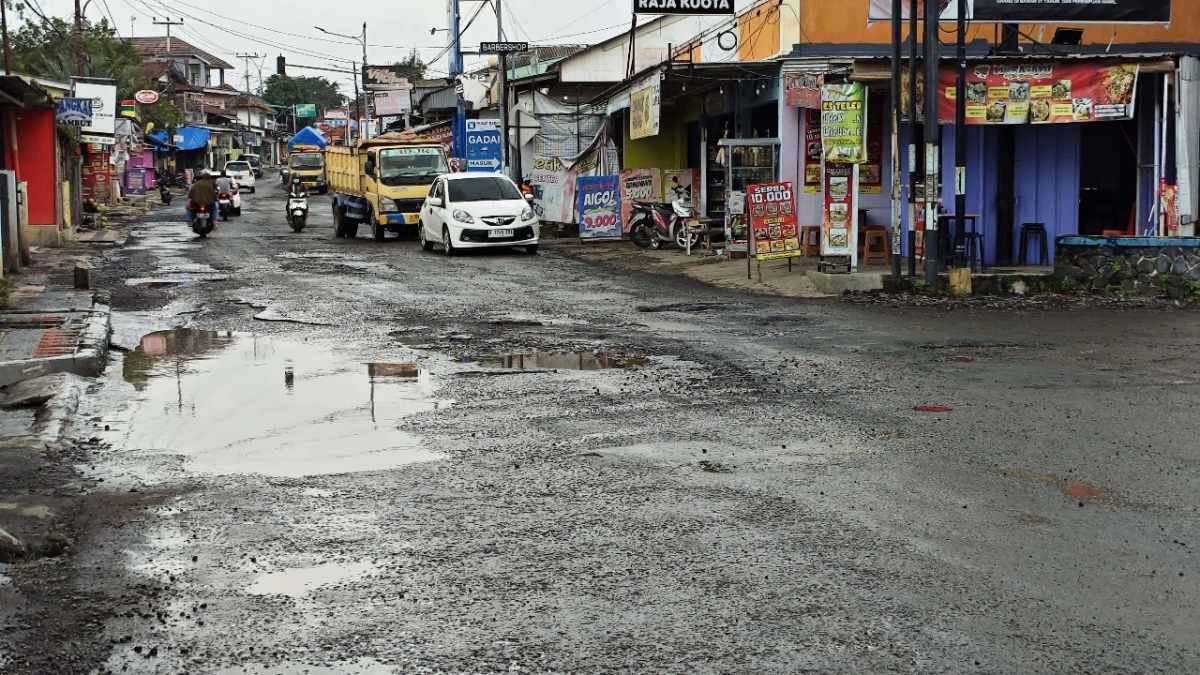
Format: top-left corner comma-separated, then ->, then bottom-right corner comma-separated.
452,209 -> 475,224
379,197 -> 398,213
316,175 -> 326,182
520,207 -> 535,222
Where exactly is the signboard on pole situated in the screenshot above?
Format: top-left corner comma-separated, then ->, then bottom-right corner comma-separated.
373,90 -> 412,115
938,61 -> 1140,125
820,83 -> 868,164
576,175 -> 622,239
480,42 -> 528,54
74,82 -> 117,135
363,65 -> 419,92
748,182 -> 802,260
295,103 -> 317,117
56,98 -> 94,126
629,72 -> 661,140
634,0 -> 735,15
465,119 -> 502,172
868,0 -> 1170,23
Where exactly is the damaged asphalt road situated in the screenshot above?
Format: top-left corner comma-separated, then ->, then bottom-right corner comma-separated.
2,176 -> 1199,674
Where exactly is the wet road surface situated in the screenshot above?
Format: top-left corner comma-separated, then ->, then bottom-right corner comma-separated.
4,175 -> 1200,673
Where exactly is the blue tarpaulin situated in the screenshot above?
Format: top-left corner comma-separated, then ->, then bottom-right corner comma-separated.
288,126 -> 327,151
148,126 -> 211,151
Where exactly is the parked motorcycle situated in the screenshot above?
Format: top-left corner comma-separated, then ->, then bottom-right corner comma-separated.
189,202 -> 214,238
287,192 -> 309,232
218,191 -> 233,221
628,199 -> 698,250
157,180 -> 172,205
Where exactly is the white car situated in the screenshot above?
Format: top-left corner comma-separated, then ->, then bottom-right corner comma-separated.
419,173 -> 539,256
224,161 -> 256,193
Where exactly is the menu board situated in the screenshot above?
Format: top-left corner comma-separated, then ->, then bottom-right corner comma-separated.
821,163 -> 859,257
820,83 -> 868,163
939,61 -> 1139,125
806,106 -> 882,194
748,182 -> 801,261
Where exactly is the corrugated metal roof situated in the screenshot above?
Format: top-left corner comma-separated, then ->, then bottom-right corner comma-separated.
127,37 -> 235,70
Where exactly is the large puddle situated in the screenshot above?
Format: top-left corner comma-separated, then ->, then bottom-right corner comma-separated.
112,329 -> 442,478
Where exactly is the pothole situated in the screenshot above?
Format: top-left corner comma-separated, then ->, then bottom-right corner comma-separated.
478,350 -> 651,371
108,329 -> 442,478
246,561 -> 379,598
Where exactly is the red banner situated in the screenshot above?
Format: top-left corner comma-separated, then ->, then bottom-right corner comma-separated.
748,182 -> 800,260
784,72 -> 822,109
939,61 -> 1139,125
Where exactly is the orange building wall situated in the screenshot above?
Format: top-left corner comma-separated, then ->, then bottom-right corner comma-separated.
739,3 -> 783,61
799,0 -> 1200,48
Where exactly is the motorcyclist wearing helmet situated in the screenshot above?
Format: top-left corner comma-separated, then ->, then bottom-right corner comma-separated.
187,170 -> 218,225
287,175 -> 308,198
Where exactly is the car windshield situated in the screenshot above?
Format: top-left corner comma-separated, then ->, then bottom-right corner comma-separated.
377,147 -> 448,186
290,153 -> 323,169
226,163 -> 249,172
447,177 -> 522,202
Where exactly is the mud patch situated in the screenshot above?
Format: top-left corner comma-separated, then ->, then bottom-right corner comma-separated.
998,466 -> 1112,504
107,329 -> 442,478
479,350 -> 650,370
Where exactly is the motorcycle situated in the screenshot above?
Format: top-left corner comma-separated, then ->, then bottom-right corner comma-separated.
217,191 -> 233,221
157,180 -> 172,205
189,201 -> 214,238
627,199 -> 698,250
286,192 -> 309,232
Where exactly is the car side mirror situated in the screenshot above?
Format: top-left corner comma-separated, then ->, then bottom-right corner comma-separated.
428,197 -> 443,208
524,193 -> 534,202
364,160 -> 375,177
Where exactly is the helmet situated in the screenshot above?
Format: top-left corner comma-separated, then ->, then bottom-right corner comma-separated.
199,169 -> 212,178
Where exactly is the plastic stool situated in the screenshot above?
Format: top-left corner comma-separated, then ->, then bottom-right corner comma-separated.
1018,223 -> 1049,266
799,225 -> 821,257
859,226 -> 890,265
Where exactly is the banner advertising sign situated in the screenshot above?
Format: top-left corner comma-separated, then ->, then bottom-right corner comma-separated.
373,91 -> 412,115
576,175 -> 622,239
938,61 -> 1140,125
126,167 -> 147,196
820,83 -> 868,164
295,103 -> 317,117
74,82 -> 117,135
805,107 -> 882,193
748,182 -> 801,260
619,169 -> 660,232
530,156 -> 575,223
629,73 -> 661,140
633,0 -> 735,15
363,65 -> 418,92
662,168 -> 698,209
821,163 -> 859,258
784,72 -> 823,109
56,97 -> 94,126
465,119 -> 502,172
868,0 -> 1169,23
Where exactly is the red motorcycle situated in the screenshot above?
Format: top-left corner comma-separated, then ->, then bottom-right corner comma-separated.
628,199 -> 697,250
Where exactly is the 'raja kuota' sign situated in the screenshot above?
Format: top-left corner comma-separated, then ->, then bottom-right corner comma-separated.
634,0 -> 735,15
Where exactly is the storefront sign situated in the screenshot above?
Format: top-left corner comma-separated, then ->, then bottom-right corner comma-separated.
748,182 -> 801,260
363,65 -> 419,92
134,90 -> 159,104
619,169 -> 660,232
820,83 -> 867,164
576,175 -> 622,239
939,61 -> 1140,125
80,133 -> 115,146
530,156 -> 575,223
784,72 -> 823,109
74,82 -> 117,135
868,0 -> 1170,23
126,167 -> 147,196
806,106 -> 882,194
465,119 -> 502,172
373,90 -> 412,115
821,163 -> 859,258
633,0 -> 734,15
629,73 -> 661,140
662,169 -> 698,209
56,97 -> 94,126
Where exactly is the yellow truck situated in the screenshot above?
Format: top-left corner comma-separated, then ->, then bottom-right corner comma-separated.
326,133 -> 449,240
287,143 -> 328,194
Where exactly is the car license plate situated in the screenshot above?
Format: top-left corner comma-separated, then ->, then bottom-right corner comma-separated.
489,228 -> 514,238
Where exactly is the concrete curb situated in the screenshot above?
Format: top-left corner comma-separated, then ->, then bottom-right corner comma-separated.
0,304 -> 112,387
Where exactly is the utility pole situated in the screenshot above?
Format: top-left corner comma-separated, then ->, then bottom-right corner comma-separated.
361,22 -> 368,139
152,17 -> 184,53
953,0 -> 967,269
236,53 -> 263,93
451,0 -> 464,167
889,0 -> 902,279
923,0 -> 941,284
1,0 -> 11,76
74,0 -> 84,77
906,0 -> 919,279
495,0 -> 510,176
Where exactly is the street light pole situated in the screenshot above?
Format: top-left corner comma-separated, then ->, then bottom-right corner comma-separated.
316,24 -> 370,141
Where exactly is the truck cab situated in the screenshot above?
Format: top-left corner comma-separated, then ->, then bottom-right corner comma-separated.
289,150 -> 327,194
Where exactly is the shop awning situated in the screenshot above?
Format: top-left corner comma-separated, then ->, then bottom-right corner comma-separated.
148,126 -> 211,151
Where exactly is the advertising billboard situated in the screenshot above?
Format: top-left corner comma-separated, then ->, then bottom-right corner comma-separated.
868,0 -> 1170,24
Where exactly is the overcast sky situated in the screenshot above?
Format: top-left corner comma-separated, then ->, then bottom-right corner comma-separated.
30,0 -> 749,95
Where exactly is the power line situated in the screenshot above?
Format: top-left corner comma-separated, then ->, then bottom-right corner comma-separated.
542,0 -> 618,40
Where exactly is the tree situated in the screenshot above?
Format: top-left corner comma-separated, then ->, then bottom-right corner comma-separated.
140,98 -> 186,135
8,12 -> 146,98
263,74 -> 346,117
393,50 -> 426,82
